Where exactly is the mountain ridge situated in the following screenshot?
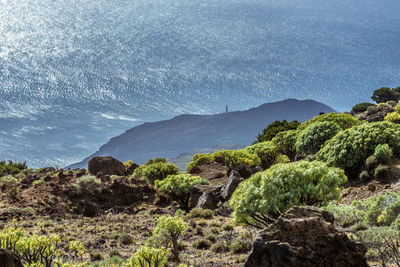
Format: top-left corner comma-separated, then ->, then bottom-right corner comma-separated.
68,99 -> 335,169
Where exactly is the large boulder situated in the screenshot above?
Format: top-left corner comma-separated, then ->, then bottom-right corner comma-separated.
221,171 -> 243,201
88,156 -> 126,177
0,249 -> 23,267
245,206 -> 368,267
194,185 -> 223,210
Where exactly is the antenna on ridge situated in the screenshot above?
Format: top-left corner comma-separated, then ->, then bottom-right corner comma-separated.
225,104 -> 228,113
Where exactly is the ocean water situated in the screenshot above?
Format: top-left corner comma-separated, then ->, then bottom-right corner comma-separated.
0,0 -> 399,167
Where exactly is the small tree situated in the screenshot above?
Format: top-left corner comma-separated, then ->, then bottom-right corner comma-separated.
153,216 -> 187,262
255,120 -> 300,143
155,174 -> 210,210
371,87 -> 400,103
124,246 -> 168,267
229,160 -> 347,228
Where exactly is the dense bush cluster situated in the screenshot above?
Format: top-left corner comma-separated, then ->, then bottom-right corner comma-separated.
325,192 -> 400,265
229,160 -> 347,228
255,120 -> 300,143
155,174 -> 210,210
0,225 -> 61,266
0,160 -> 27,176
295,121 -> 341,155
316,122 -> 400,177
186,149 -> 260,172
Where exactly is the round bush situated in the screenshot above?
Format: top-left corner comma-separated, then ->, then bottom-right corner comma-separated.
297,113 -> 360,131
139,162 -> 179,184
271,130 -> 298,160
229,160 -> 347,228
244,141 -> 289,169
316,122 -> 400,177
296,121 -> 341,155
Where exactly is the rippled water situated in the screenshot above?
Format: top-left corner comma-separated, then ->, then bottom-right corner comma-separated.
0,0 -> 399,167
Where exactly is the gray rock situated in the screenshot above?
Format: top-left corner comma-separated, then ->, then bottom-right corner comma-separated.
195,185 -> 223,210
221,171 -> 243,200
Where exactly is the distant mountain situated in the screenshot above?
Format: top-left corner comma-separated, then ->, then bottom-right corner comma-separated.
69,99 -> 335,169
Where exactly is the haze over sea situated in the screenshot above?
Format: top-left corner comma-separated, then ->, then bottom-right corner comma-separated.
0,0 -> 399,167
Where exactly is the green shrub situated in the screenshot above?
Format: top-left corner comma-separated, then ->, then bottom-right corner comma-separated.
68,240 -> 85,259
256,120 -> 300,143
120,234 -> 133,245
136,162 -> 178,185
316,122 -> 400,177
271,130 -> 298,160
244,141 -> 289,169
123,160 -> 134,168
193,239 -> 212,250
296,122 -> 341,155
155,174 -> 210,210
153,215 -> 187,262
324,203 -> 366,227
352,102 -> 376,113
365,156 -> 379,171
358,193 -> 400,226
355,226 -> 400,264
211,242 -> 229,253
0,175 -> 18,186
145,158 -> 167,165
395,102 -> 400,113
187,149 -> 261,172
77,175 -> 100,185
384,112 -> 400,123
205,234 -> 217,243
374,144 -> 392,164
229,160 -> 347,228
230,240 -> 252,254
374,165 -> 391,179
124,246 -> 168,267
187,208 -> 214,219
297,113 -> 360,131
90,252 -> 104,261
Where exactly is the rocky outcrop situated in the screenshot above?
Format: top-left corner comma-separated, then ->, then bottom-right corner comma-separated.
245,206 -> 368,267
221,171 -> 243,200
0,249 -> 23,267
88,156 -> 126,177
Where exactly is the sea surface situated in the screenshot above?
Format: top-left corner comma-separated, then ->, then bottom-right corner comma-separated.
0,0 -> 399,167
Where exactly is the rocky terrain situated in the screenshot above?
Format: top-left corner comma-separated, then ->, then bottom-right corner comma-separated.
2,88 -> 400,266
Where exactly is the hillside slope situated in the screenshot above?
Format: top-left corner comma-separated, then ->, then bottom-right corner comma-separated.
69,99 -> 335,169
